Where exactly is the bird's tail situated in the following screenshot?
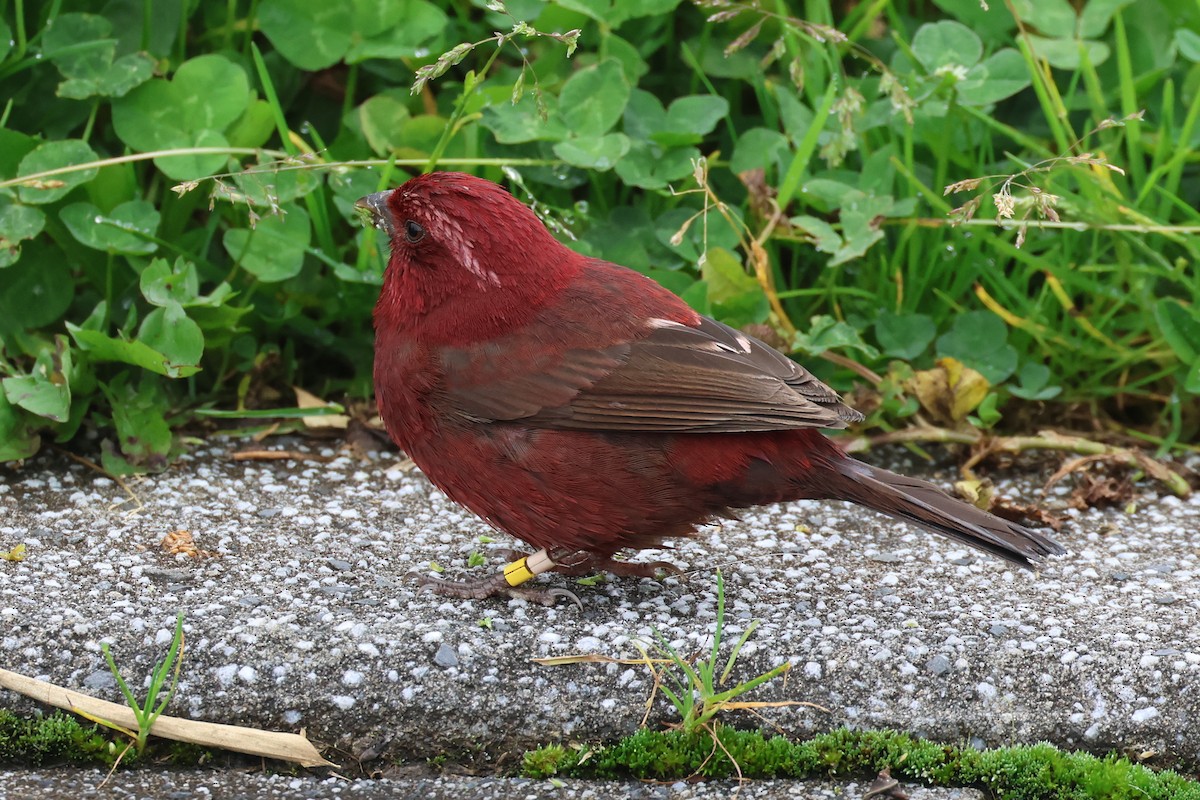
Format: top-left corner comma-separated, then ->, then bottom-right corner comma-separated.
822,457 -> 1066,569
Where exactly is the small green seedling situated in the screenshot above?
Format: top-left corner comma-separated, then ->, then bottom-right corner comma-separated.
642,570 -> 798,735
96,611 -> 185,754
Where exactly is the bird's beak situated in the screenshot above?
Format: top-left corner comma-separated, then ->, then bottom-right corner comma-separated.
355,191 -> 394,237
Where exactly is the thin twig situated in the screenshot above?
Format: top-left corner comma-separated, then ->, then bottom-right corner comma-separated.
231,450 -> 333,462
845,426 -> 1191,497
55,448 -> 145,516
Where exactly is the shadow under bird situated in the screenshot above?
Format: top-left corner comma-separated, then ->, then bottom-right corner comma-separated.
357,172 -> 1064,605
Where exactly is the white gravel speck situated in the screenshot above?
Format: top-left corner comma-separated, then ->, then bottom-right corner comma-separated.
1131,707 -> 1159,723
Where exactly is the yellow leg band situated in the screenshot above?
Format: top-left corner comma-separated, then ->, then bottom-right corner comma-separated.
504,557 -> 535,587
503,548 -> 555,587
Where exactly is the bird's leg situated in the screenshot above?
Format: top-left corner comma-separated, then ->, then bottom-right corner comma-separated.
411,548 -> 582,608
496,548 -> 683,579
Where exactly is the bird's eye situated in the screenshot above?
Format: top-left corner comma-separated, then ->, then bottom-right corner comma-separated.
404,220 -> 426,243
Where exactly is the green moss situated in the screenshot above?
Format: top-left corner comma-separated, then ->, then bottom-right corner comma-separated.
522,743 -> 575,778
522,727 -> 1200,799
0,709 -> 226,768
0,709 -> 121,766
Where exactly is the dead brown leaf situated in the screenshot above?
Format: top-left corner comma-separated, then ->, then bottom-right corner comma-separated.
161,530 -> 216,559
1044,454 -> 1137,510
737,168 -> 785,229
1068,473 -> 1133,510
989,499 -> 1066,532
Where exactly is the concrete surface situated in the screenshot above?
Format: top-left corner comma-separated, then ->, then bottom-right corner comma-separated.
1,439 -> 1198,795
0,768 -> 985,799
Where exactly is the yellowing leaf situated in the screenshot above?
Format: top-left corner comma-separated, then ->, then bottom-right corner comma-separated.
293,386 -> 350,429
1,543 -> 26,562
906,356 -> 990,425
954,478 -> 995,510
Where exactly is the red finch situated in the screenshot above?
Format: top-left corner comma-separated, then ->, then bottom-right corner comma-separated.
358,172 -> 1063,604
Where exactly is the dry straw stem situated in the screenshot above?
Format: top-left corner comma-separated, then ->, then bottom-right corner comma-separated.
894,216 -> 1200,238
846,426 -> 1191,498
0,667 -> 333,768
231,449 -> 334,462
672,158 -> 801,339
532,652 -> 826,721
0,150 -> 561,193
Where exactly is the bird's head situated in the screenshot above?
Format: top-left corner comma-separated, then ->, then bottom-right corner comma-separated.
358,172 -> 574,321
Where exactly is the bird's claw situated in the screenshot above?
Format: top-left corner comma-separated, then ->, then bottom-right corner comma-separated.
544,587 -> 584,610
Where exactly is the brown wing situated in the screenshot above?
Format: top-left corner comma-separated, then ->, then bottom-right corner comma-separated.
440,315 -> 863,433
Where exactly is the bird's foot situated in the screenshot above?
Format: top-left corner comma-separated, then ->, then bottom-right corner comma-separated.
410,548 -> 581,608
